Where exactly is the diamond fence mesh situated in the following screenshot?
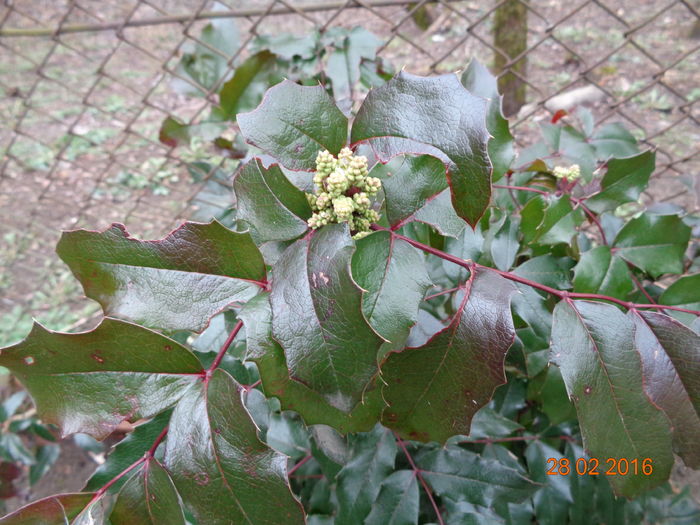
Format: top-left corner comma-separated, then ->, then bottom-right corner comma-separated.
1,0 -> 698,344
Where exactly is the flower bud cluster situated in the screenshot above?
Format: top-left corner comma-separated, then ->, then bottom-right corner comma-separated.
552,164 -> 581,182
306,148 -> 382,239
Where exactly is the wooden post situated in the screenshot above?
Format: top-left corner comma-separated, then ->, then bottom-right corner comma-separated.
493,0 -> 528,116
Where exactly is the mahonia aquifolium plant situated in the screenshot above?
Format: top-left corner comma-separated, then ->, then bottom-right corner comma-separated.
306,147 -> 382,239
552,163 -> 581,182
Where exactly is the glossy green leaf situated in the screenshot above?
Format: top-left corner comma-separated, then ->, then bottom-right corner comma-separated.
586,151 -> 654,213
490,216 -> 520,271
110,459 -> 186,525
660,274 -> 700,325
631,311 -> 700,468
57,221 -> 265,332
217,50 -> 278,119
613,214 -> 691,276
371,155 -> 448,229
590,123 -> 640,159
237,80 -> 348,170
271,224 -> 384,412
158,116 -> 224,148
0,319 -> 201,439
525,441 -> 571,525
352,231 -> 431,357
234,159 -> 312,242
239,293 -> 382,433
335,425 -> 397,524
461,59 -> 515,182
351,71 -> 491,226
514,255 -> 573,290
415,446 -> 539,506
573,246 -> 633,299
533,194 -> 584,245
364,470 -> 419,525
551,301 -> 673,497
325,27 -> 382,106
85,410 -> 171,492
411,190 -> 467,238
382,268 -> 516,442
165,369 -> 305,524
0,493 -> 94,524
541,124 -> 595,180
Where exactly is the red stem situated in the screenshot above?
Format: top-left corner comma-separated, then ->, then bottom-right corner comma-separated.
424,286 -> 460,301
287,454 -> 313,477
205,320 -> 244,380
372,226 -> 700,316
395,433 -> 445,525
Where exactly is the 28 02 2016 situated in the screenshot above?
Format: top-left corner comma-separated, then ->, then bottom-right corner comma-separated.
546,457 -> 654,476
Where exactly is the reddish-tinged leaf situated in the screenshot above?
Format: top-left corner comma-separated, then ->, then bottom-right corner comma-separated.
551,301 -> 673,497
0,493 -> 94,524
270,224 -> 385,412
631,311 -> 700,468
351,71 -> 491,227
0,319 -> 202,439
165,369 -> 305,524
57,221 -> 265,332
381,267 -> 516,442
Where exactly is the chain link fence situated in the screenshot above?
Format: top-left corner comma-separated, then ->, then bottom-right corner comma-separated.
1,0 -> 699,343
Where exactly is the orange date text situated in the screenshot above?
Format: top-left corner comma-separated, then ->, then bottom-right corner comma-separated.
546,457 -> 653,476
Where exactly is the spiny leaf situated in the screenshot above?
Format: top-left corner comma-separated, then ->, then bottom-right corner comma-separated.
573,246 -> 633,300
217,50 -> 278,119
461,59 -> 515,182
234,159 -> 312,242
110,459 -> 186,525
660,273 -> 700,325
270,224 -> 384,412
351,71 -> 491,227
415,445 -> 539,506
551,300 -> 673,497
0,319 -> 201,439
514,255 -> 573,290
0,493 -> 94,524
613,213 -> 691,277
381,267 -> 516,442
352,230 -> 432,358
335,425 -> 397,524
631,311 -> 700,468
239,293 -> 382,433
590,123 -> 640,159
586,151 -> 654,213
165,369 -> 305,524
364,470 -> 419,525
57,221 -> 265,332
521,194 -> 584,246
237,80 -> 348,170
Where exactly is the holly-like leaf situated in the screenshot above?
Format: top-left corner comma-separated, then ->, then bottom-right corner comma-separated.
514,255 -> 573,290
85,410 -> 171,492
217,50 -> 278,119
239,293 -> 382,433
158,116 -> 224,148
237,80 -> 348,170
415,446 -> 539,506
234,159 -> 312,242
351,71 -> 491,227
590,123 -> 639,159
489,216 -> 520,271
586,151 -> 654,213
631,311 -> 700,468
270,224 -> 384,412
613,213 -> 691,276
110,459 -> 186,525
660,273 -> 700,325
352,231 -> 432,357
364,470 -> 419,525
461,59 -> 515,182
165,369 -> 305,524
335,425 -> 397,524
573,246 -> 633,299
0,319 -> 201,439
550,301 -> 673,497
0,493 -> 94,524
57,221 -> 265,333
381,267 -> 516,442
521,194 -> 584,246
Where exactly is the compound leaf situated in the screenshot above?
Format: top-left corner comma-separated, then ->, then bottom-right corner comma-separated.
110,459 -> 186,525
381,267 -> 516,442
165,369 -> 305,524
237,80 -> 348,171
57,221 -> 265,332
351,71 -> 491,226
551,300 -> 673,497
0,319 -> 201,439
271,224 -> 384,412
234,159 -> 312,242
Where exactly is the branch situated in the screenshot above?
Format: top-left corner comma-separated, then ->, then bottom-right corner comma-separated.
372,226 -> 700,316
205,319 -> 244,380
394,432 -> 445,525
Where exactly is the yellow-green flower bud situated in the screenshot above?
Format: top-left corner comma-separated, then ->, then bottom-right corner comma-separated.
552,164 -> 581,182
315,192 -> 331,210
326,168 -> 350,195
333,196 -> 355,221
353,192 -> 370,210
353,231 -> 371,240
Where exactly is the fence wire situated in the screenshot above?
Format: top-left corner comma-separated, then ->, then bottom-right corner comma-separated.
1,0 -> 698,343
